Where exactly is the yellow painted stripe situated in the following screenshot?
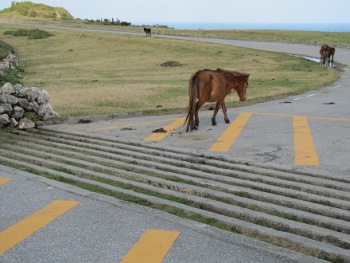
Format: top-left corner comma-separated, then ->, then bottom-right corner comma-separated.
209,112 -> 253,152
0,178 -> 11,185
120,229 -> 180,263
0,200 -> 79,255
145,117 -> 186,141
293,116 -> 319,166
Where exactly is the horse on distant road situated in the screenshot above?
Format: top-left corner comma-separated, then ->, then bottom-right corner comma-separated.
144,28 -> 151,37
319,44 -> 335,66
185,68 -> 250,132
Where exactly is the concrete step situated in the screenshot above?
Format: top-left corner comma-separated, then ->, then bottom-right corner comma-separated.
0,129 -> 349,262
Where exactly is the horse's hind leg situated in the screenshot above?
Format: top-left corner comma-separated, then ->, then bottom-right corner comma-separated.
193,101 -> 201,129
222,101 -> 230,124
211,100 -> 222,126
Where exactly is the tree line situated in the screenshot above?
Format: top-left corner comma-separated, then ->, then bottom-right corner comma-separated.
83,18 -> 131,26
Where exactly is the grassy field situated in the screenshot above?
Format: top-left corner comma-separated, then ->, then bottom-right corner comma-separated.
0,23 -> 340,119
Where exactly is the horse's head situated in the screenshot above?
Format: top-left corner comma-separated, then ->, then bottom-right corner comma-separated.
236,74 -> 250,101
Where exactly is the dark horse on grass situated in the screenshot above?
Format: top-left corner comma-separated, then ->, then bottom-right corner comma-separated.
184,68 -> 250,132
320,44 -> 335,66
144,28 -> 151,37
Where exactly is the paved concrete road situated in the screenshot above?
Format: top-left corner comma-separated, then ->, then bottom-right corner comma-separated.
1,165 -> 325,263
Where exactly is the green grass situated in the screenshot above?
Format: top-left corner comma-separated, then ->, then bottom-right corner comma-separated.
0,23 -> 340,118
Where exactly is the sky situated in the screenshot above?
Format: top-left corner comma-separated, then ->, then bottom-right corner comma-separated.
1,0 -> 350,26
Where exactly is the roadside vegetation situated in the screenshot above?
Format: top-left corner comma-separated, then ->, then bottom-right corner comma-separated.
0,39 -> 23,85
3,28 -> 53,39
0,23 -> 339,118
0,1 -> 73,20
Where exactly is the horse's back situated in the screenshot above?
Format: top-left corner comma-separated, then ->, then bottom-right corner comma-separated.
192,68 -> 247,102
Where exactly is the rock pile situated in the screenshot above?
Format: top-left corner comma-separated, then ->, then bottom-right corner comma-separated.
0,82 -> 58,129
0,53 -> 19,75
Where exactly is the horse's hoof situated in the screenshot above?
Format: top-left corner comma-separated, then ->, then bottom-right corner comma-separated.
190,124 -> 198,131
225,119 -> 230,124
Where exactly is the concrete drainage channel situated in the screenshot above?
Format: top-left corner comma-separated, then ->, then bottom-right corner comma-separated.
0,128 -> 349,262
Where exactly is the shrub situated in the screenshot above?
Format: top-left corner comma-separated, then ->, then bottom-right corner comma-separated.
0,40 -> 15,60
29,11 -> 38,17
13,29 -> 30,37
28,29 -> 53,39
3,30 -> 16,36
0,68 -> 23,86
3,28 -> 53,39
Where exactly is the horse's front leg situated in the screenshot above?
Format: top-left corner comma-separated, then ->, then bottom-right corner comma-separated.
222,101 -> 230,124
211,101 -> 221,126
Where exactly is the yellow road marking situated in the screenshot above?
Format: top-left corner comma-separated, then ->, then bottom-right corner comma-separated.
209,112 -> 253,152
0,178 -> 11,185
145,117 -> 186,141
0,200 -> 80,255
121,229 -> 180,263
293,116 -> 319,166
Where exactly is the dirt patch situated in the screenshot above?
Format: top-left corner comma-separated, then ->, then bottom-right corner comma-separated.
160,61 -> 183,67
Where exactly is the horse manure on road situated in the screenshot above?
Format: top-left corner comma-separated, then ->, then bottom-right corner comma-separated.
152,128 -> 167,133
78,119 -> 92,124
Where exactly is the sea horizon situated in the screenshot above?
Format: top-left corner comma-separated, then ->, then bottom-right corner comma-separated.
162,22 -> 350,32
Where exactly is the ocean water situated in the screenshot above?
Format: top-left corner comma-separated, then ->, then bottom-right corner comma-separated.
166,22 -> 350,32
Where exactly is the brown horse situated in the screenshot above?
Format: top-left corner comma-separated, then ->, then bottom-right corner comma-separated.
319,44 -> 335,65
144,28 -> 151,37
184,68 -> 250,132
319,44 -> 329,65
328,47 -> 336,65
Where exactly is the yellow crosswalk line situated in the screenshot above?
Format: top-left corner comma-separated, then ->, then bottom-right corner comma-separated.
0,200 -> 80,255
0,178 -> 11,185
293,116 -> 319,166
145,117 -> 186,141
209,112 -> 253,152
120,229 -> 180,263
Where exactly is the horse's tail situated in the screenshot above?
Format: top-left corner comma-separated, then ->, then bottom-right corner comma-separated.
185,73 -> 199,132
